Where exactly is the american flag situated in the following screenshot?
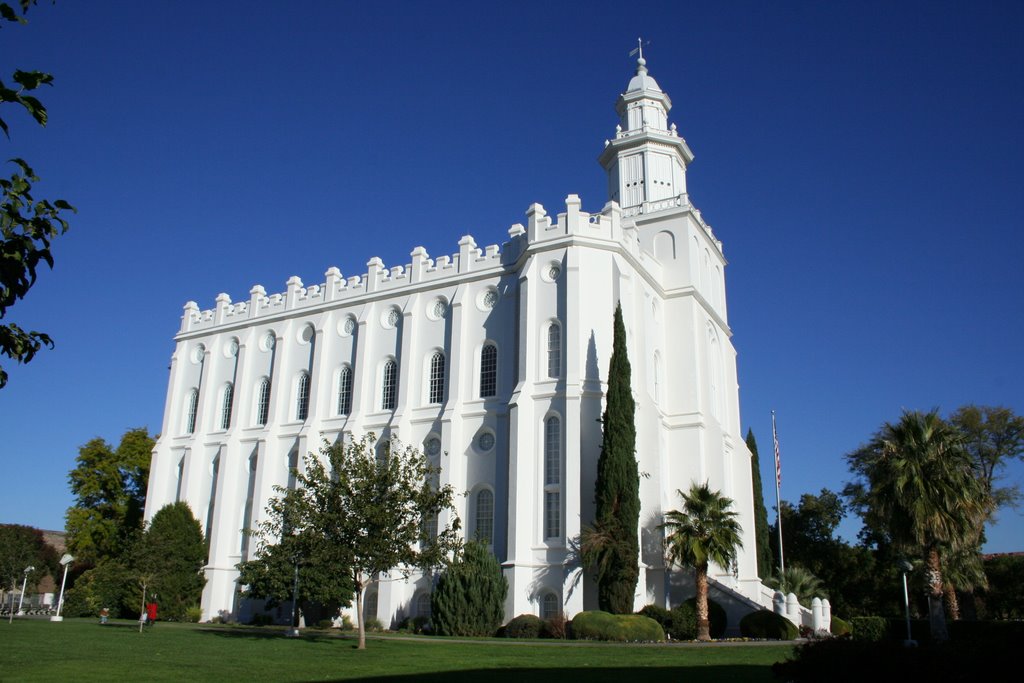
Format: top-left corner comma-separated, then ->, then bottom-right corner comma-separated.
772,412 -> 782,488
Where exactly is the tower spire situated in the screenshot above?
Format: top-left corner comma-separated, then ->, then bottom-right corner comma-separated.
598,48 -> 694,215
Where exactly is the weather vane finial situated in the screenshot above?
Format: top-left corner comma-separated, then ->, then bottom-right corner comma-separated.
629,37 -> 649,62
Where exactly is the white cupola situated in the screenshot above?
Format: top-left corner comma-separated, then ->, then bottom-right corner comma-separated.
598,54 -> 695,214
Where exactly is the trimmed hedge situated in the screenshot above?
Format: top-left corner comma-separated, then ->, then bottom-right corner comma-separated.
636,599 -> 726,640
850,616 -> 887,642
830,616 -> 851,637
571,610 -> 665,642
504,613 -> 543,638
739,610 -> 797,640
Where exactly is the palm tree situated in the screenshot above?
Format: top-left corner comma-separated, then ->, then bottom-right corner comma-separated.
660,483 -> 743,641
845,410 -> 986,641
766,565 -> 826,607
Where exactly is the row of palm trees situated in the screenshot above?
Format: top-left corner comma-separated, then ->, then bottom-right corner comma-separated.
661,409 -> 987,642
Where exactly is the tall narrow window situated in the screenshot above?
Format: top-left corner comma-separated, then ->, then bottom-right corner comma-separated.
428,352 -> 445,404
542,592 -> 560,619
185,389 -> 199,434
363,590 -> 378,620
543,416 -> 561,538
296,372 -> 310,421
205,455 -> 220,545
240,452 -> 258,560
416,593 -> 432,619
480,343 -> 497,397
337,365 -> 353,415
474,489 -> 494,544
547,324 -> 561,378
382,360 -> 397,410
256,378 -> 271,426
220,383 -> 234,430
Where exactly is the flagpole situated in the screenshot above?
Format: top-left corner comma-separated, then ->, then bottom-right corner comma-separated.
772,410 -> 786,585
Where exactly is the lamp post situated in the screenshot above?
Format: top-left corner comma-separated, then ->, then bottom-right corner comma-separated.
899,560 -> 917,647
50,553 -> 75,622
16,566 -> 35,616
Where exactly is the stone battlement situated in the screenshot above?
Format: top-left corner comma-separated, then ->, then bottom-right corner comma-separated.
178,194 -> 697,335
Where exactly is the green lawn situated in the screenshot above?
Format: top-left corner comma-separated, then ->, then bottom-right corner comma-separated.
0,619 -> 794,682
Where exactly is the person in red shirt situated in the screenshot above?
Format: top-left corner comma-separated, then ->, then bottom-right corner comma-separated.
145,602 -> 157,626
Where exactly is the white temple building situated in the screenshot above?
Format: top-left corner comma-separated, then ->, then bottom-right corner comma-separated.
145,55 -> 769,627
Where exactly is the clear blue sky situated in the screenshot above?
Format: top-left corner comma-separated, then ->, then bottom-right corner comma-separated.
1,1 -> 1021,553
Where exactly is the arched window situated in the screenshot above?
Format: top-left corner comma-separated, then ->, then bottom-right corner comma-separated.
541,592 -> 560,620
474,489 -> 494,544
296,372 -> 310,421
256,378 -> 271,426
337,365 -> 353,415
543,416 -> 561,539
382,360 -> 398,410
480,343 -> 497,397
416,592 -> 432,619
363,589 -> 378,620
547,323 -> 561,378
220,383 -> 234,430
185,388 -> 199,434
428,352 -> 445,404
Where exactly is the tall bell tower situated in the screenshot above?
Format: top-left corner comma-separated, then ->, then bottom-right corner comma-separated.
598,51 -> 695,214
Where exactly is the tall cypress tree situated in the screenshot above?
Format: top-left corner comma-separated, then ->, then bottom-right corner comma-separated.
592,302 -> 640,613
746,429 -> 773,581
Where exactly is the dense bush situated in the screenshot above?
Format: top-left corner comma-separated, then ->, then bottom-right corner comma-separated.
739,610 -> 797,640
184,605 -> 203,623
249,613 -> 273,626
570,611 -> 664,642
61,560 -> 136,618
773,638 -> 1015,682
850,616 -> 887,642
679,598 -> 727,639
431,542 -> 507,636
542,613 -> 568,639
637,604 -> 670,626
830,616 -> 851,637
504,614 -> 543,638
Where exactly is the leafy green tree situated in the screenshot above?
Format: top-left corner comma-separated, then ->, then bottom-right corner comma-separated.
133,502 -> 206,620
62,558 -> 134,618
0,0 -> 75,388
845,409 -> 987,641
0,524 -> 57,608
949,405 -> 1024,513
660,483 -> 743,641
745,429 -> 772,581
589,302 -> 640,614
241,434 -> 460,649
65,428 -> 154,566
431,541 -> 507,636
979,554 -> 1024,620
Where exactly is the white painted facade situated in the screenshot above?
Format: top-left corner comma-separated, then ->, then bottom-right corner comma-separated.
145,57 -> 763,625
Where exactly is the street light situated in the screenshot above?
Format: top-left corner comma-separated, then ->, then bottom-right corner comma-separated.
899,559 -> 917,647
16,566 -> 35,616
50,554 -> 74,622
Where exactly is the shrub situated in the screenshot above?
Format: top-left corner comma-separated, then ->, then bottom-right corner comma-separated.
637,604 -> 670,628
570,611 -> 664,642
682,597 -> 727,639
504,614 -> 543,638
542,613 -> 568,639
250,613 -> 273,626
431,541 -> 508,637
739,610 -> 797,640
850,616 -> 887,642
340,614 -> 354,631
830,616 -> 851,637
363,616 -> 383,632
184,605 -> 203,623
668,602 -> 697,640
316,618 -> 334,629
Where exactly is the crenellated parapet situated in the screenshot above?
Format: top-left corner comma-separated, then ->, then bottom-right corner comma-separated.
177,195 -> 679,335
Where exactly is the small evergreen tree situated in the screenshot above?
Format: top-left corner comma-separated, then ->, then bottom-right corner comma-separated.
135,502 -> 207,620
431,541 -> 507,636
589,302 -> 640,614
745,429 -> 773,580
